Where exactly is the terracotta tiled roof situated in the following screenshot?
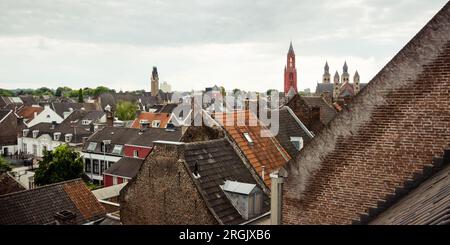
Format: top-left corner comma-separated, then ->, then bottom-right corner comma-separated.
214,111 -> 291,187
282,2 -> 450,224
0,179 -> 106,224
17,106 -> 43,121
130,112 -> 171,129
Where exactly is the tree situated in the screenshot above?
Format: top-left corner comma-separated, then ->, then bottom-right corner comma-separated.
0,156 -> 12,173
94,86 -> 112,97
55,87 -> 63,97
0,89 -> 14,97
233,88 -> 241,95
78,88 -> 83,103
220,86 -> 226,97
34,144 -> 84,186
116,100 -> 138,120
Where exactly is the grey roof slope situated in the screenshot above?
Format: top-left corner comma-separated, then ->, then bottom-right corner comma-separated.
0,173 -> 26,195
104,157 -> 143,178
0,179 -> 106,225
183,138 -> 270,225
302,96 -> 337,125
370,163 -> 450,225
275,107 -> 314,159
315,83 -> 367,95
84,127 -> 183,155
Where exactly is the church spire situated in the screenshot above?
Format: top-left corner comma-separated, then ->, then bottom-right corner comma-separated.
324,61 -> 330,73
288,41 -> 295,55
343,61 -> 348,73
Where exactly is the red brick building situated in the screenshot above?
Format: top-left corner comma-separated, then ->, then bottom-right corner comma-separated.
280,2 -> 450,224
284,42 -> 298,96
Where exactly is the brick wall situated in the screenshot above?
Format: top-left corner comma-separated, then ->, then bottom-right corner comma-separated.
119,142 -> 218,224
286,95 -> 323,133
282,3 -> 450,224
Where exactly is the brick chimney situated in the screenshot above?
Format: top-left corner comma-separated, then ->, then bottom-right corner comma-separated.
54,210 -> 77,225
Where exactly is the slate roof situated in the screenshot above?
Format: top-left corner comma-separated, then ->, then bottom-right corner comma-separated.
0,109 -> 26,146
83,127 -> 183,155
0,173 -> 26,195
51,102 -> 97,118
275,107 -> 314,159
214,111 -> 291,188
302,96 -> 337,125
130,112 -> 171,129
315,83 -> 367,95
0,179 -> 106,225
104,157 -> 143,179
26,109 -> 100,144
370,163 -> 450,225
183,139 -> 270,225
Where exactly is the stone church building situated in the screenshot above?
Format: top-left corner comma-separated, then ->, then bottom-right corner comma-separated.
316,62 -> 367,104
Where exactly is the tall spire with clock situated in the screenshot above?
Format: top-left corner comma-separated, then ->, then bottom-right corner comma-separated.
284,41 -> 298,96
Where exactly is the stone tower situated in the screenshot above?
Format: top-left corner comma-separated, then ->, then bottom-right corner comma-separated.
333,71 -> 340,99
322,61 -> 331,83
341,61 -> 350,84
353,70 -> 360,93
151,66 -> 159,97
284,42 -> 298,95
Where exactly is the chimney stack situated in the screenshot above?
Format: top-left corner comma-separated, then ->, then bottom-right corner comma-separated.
54,210 -> 77,225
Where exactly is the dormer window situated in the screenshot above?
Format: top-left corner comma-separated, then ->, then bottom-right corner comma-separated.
112,145 -> 123,155
65,134 -> 73,143
87,142 -> 97,152
133,150 -> 139,158
53,132 -> 61,141
151,120 -> 161,128
32,130 -> 39,138
290,137 -> 304,151
243,132 -> 253,145
23,129 -> 29,137
82,120 -> 91,125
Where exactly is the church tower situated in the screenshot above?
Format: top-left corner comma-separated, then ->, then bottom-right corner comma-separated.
151,66 -> 159,97
353,70 -> 360,93
323,61 -> 331,83
341,61 -> 350,84
333,71 -> 340,99
284,42 -> 298,95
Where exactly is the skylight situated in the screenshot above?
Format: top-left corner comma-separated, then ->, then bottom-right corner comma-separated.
87,142 -> 97,152
112,145 -> 123,155
243,132 -> 253,145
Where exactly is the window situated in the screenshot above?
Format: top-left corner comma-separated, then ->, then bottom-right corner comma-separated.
32,130 -> 39,138
243,132 -> 254,145
113,176 -> 118,185
65,134 -> 72,143
42,146 -> 47,155
87,142 -> 97,152
46,115 -> 50,118
111,145 -> 123,155
32,144 -> 37,156
82,120 -> 91,125
100,160 -> 105,174
290,137 -> 304,151
53,132 -> 61,141
85,159 -> 91,172
23,129 -> 29,137
152,120 -> 161,128
133,150 -> 139,158
22,143 -> 27,154
93,160 -> 99,174
108,162 -> 113,169
289,73 -> 294,81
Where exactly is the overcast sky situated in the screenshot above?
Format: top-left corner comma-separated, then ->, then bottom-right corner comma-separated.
0,0 -> 447,93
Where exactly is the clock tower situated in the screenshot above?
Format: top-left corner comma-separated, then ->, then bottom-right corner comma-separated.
284,42 -> 298,95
